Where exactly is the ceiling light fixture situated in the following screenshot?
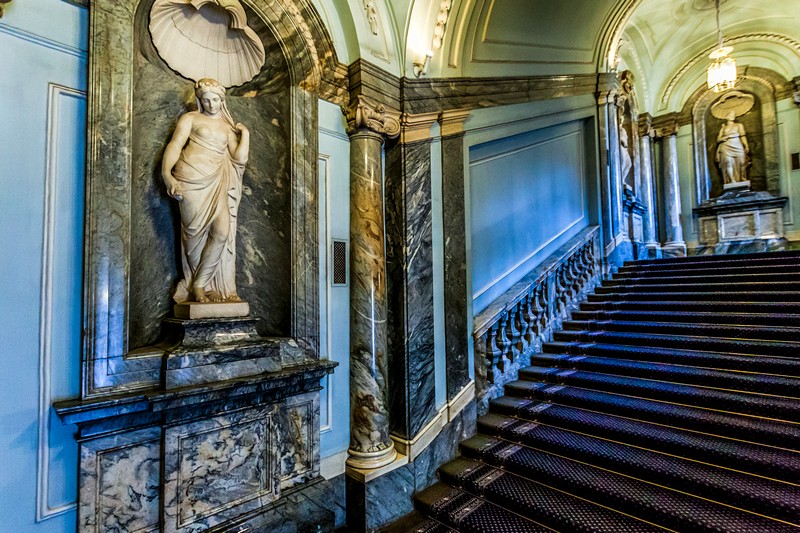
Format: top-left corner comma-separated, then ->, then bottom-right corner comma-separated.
707,0 -> 737,92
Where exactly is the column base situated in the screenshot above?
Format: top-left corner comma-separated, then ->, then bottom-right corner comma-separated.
661,241 -> 687,258
346,442 -> 397,470
644,242 -> 662,259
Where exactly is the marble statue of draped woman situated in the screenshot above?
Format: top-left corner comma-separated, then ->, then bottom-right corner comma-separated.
162,78 -> 250,303
715,111 -> 749,184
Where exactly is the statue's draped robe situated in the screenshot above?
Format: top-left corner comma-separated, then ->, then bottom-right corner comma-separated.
173,125 -> 245,302
716,123 -> 747,183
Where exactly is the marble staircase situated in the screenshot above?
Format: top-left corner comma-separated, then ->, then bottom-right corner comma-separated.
408,251 -> 800,532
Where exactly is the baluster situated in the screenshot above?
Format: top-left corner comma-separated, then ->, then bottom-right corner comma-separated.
497,316 -> 512,371
507,306 -> 522,363
474,331 -> 490,387
487,325 -> 502,384
521,293 -> 535,353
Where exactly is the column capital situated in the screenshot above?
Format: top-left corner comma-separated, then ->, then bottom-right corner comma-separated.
597,89 -> 619,106
438,109 -> 471,137
638,113 -> 655,138
652,113 -> 680,138
399,111 -> 440,144
344,95 -> 401,138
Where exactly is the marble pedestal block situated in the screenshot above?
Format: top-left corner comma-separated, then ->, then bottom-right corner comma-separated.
161,318 -> 282,389
693,190 -> 788,255
55,359 -> 337,533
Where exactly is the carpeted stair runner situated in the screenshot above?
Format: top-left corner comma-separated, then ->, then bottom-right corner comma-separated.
411,251 -> 800,532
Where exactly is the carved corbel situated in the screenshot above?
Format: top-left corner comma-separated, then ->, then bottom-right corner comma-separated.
345,95 -> 401,138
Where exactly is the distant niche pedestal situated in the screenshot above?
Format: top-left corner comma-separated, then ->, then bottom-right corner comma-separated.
694,188 -> 788,255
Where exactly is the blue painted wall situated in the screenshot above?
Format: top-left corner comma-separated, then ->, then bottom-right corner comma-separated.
0,0 -> 87,531
468,119 -> 593,312
318,100 -> 352,468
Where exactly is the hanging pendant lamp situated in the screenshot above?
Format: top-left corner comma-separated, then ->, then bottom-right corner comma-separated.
707,0 -> 737,92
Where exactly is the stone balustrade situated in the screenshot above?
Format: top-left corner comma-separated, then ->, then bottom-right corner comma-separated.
472,226 -> 602,412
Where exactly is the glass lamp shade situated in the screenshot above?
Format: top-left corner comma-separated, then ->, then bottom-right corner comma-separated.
707,47 -> 737,92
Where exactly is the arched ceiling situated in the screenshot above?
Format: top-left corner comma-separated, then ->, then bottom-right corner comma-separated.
308,0 -> 800,114
616,0 -> 800,112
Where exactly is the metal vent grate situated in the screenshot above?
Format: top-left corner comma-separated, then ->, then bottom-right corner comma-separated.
331,239 -> 348,286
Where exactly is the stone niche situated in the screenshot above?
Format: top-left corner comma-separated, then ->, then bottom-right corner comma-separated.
691,79 -> 788,255
54,0 -> 345,531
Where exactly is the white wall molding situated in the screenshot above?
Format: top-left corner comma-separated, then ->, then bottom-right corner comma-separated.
36,83 -> 85,522
0,23 -> 84,58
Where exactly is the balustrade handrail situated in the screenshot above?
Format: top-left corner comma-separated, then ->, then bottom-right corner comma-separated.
473,225 -> 600,339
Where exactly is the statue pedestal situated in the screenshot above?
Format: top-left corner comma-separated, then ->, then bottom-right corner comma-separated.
174,300 -> 250,319
723,180 -> 751,192
693,190 -> 788,255
160,317 -> 282,389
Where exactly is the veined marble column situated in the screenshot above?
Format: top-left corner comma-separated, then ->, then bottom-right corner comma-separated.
658,122 -> 687,258
345,96 -> 401,470
439,110 -> 471,401
638,115 -> 660,257
597,89 -> 624,253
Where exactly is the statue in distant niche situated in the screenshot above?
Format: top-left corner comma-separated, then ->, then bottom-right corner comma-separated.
619,122 -> 633,182
162,78 -> 250,304
715,110 -> 750,184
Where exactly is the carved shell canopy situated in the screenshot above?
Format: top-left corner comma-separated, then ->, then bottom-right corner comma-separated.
711,91 -> 755,120
149,0 -> 266,88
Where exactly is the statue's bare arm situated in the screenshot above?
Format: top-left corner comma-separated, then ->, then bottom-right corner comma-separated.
162,114 -> 194,199
229,123 -> 250,164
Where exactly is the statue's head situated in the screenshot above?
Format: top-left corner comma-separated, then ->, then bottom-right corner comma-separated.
726,111 -> 736,122
195,78 -> 226,116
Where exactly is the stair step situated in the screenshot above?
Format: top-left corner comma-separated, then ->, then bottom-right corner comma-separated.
439,457 -> 664,532
588,290 -> 800,303
626,250 -> 800,266
561,319 -> 800,341
542,341 -> 800,375
473,415 -> 800,523
479,409 -> 800,484
459,435 -> 798,532
552,329 -> 800,357
407,520 -> 453,533
492,386 -> 800,450
512,366 -> 800,421
523,355 -> 800,396
581,300 -> 800,314
414,482 -> 548,532
614,263 -> 800,279
607,271 -> 800,286
596,281 -> 800,294
570,309 -> 800,327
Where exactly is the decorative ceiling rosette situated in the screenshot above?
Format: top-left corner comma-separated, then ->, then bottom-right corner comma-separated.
149,0 -> 266,87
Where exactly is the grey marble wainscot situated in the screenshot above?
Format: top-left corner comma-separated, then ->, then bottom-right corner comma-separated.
346,400 -> 478,531
347,129 -> 396,466
385,138 -> 437,440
